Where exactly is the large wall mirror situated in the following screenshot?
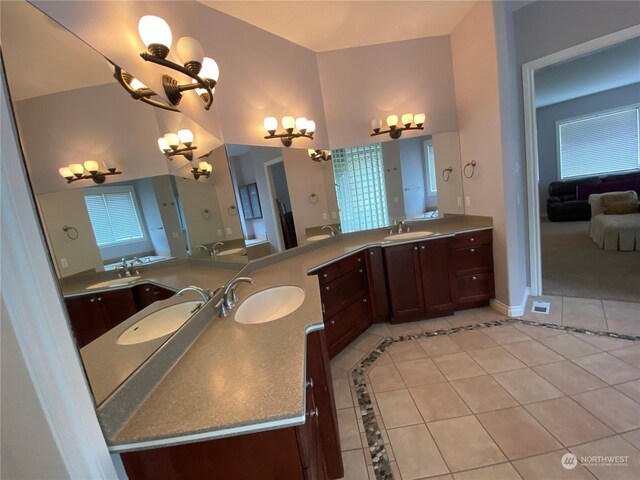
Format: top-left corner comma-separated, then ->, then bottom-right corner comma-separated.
1,1 -> 245,404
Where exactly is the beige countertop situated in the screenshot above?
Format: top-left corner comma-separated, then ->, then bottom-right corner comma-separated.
104,216 -> 493,452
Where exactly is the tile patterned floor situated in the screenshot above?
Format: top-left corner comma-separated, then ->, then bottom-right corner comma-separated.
330,307 -> 640,480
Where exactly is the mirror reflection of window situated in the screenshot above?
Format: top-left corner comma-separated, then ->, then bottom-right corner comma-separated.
424,139 -> 438,194
239,183 -> 263,220
84,187 -> 145,246
333,144 -> 389,233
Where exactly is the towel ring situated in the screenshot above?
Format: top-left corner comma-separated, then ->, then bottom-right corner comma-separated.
201,209 -> 211,220
309,193 -> 319,204
442,166 -> 453,182
463,160 -> 477,179
62,225 -> 79,240
227,205 -> 237,216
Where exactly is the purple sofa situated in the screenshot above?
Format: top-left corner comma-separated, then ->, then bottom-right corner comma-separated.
547,171 -> 640,222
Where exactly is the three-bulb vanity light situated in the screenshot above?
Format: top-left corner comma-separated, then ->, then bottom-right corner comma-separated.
263,116 -> 315,147
115,16 -> 219,112
371,113 -> 426,139
59,160 -> 121,184
158,129 -> 197,160
308,149 -> 332,162
189,159 -> 213,180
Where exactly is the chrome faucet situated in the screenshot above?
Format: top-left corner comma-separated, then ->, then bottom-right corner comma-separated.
223,276 -> 255,311
117,258 -> 131,278
212,242 -> 225,256
177,285 -> 213,302
130,257 -> 143,275
321,225 -> 338,236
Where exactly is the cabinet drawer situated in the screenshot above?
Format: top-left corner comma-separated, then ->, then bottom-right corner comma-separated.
453,245 -> 493,276
453,229 -> 492,249
317,263 -> 341,286
321,267 -> 367,318
456,273 -> 494,302
316,252 -> 365,286
325,296 -> 371,357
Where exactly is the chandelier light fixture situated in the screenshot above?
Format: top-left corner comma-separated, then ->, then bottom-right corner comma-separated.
158,129 -> 197,160
135,16 -> 219,110
371,113 -> 426,139
308,149 -> 332,162
58,160 -> 121,184
263,116 -> 315,147
190,159 -> 212,180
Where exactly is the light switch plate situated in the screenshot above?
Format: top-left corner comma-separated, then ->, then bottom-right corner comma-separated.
217,229 -> 223,236
457,196 -> 462,207
465,196 -> 471,207
60,258 -> 69,269
226,227 -> 232,235
322,213 -> 328,220
331,211 -> 337,219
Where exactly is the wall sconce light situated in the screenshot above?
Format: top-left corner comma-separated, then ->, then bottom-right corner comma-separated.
58,160 -> 121,184
137,16 -> 219,110
112,63 -> 179,112
190,159 -> 212,180
371,113 -> 426,139
263,116 -> 315,147
308,149 -> 332,162
158,129 -> 197,160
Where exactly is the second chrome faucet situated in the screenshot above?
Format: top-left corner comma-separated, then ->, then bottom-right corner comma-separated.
217,276 -> 254,317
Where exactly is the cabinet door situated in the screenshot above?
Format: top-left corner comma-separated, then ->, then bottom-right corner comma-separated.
100,289 -> 138,330
384,243 -> 424,321
133,283 -> 175,310
325,296 -> 372,358
321,268 -> 368,318
419,239 -> 455,317
64,295 -> 110,348
365,248 -> 389,319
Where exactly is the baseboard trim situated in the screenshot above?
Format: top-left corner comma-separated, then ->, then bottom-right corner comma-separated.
490,287 -> 530,317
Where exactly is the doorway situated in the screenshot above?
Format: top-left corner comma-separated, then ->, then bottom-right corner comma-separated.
265,159 -> 298,250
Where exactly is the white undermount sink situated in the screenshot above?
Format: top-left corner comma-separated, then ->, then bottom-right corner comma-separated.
384,231 -> 434,241
306,234 -> 331,242
117,301 -> 203,345
86,276 -> 141,289
216,247 -> 245,257
234,286 -> 305,324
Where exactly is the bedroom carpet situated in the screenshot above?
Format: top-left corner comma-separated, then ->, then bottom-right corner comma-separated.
541,218 -> 640,302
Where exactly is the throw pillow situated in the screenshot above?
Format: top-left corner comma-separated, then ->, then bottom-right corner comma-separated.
601,192 -> 638,215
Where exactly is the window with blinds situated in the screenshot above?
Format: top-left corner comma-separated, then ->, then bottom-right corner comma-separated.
557,105 -> 640,180
424,139 -> 437,193
332,143 -> 389,233
84,187 -> 145,246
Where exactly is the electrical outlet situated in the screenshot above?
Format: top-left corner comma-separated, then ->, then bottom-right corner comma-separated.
322,212 -> 328,220
331,211 -> 337,219
465,196 -> 471,207
457,196 -> 462,207
226,227 -> 232,235
217,229 -> 223,236
60,258 -> 69,269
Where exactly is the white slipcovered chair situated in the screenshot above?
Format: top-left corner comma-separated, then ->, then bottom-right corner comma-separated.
588,191 -> 640,251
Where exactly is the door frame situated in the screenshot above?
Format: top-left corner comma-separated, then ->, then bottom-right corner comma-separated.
522,25 -> 640,296
264,157 -> 285,252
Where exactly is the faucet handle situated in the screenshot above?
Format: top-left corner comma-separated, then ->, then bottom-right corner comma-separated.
215,298 -> 228,318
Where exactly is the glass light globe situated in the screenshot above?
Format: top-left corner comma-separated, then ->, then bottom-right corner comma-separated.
414,113 -> 426,125
401,113 -> 414,126
295,117 -> 308,132
176,37 -> 204,66
59,167 -> 73,178
386,115 -> 399,128
103,159 -> 116,170
158,137 -> 171,152
371,118 -> 383,130
69,164 -> 84,175
199,57 -> 220,82
263,116 -> 278,133
130,78 -> 147,90
178,129 -> 194,145
164,133 -> 179,149
308,149 -> 316,156
83,160 -> 99,172
198,161 -> 208,171
138,15 -> 172,49
306,120 -> 316,134
204,163 -> 213,173
282,116 -> 295,131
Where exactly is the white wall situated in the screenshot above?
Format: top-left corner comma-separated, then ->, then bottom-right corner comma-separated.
432,131 -> 465,215
399,136 -> 430,217
209,146 -> 244,240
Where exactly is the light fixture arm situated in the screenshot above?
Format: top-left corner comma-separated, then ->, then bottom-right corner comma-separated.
113,65 -> 180,112
371,125 -> 424,140
63,169 -> 122,185
263,132 -> 314,148
164,145 -> 197,161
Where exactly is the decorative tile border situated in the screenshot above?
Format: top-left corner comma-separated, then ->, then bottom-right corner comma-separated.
350,318 -> 639,480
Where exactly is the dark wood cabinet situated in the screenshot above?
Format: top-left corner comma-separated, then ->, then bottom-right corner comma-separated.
365,247 -> 389,321
451,230 -> 495,309
419,238 -> 456,318
121,330 -> 342,480
132,283 -> 175,310
384,242 -> 425,321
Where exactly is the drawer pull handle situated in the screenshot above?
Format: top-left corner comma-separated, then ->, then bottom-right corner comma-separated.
359,268 -> 363,273
306,378 -> 314,389
470,237 -> 475,242
370,251 -> 374,256
357,258 -> 362,262
330,320 -> 335,325
413,246 -> 418,251
307,408 -> 319,418
145,287 -> 151,292
420,245 -> 425,250
472,276 -> 477,280
90,298 -> 96,303
470,248 -> 475,253
323,273 -> 328,278
363,298 -> 368,303
325,286 -> 330,291
97,297 -> 103,301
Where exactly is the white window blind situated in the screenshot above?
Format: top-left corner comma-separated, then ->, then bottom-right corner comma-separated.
84,188 -> 144,246
558,106 -> 640,180
424,139 -> 437,193
332,143 -> 389,233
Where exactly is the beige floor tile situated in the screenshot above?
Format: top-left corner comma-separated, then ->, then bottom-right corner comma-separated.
512,450 -> 596,480
570,332 -> 635,351
609,344 -> 640,367
534,360 -> 607,394
562,297 -> 607,331
525,397 -> 614,446
573,352 -> 640,384
603,300 -> 640,336
388,322 -> 422,336
621,429 -> 640,450
472,306 -> 508,322
372,351 -> 394,367
572,387 -> 640,433
570,436 -> 640,480
368,363 -> 406,393
332,364 -> 349,380
419,335 -> 462,357
615,379 -> 640,402
514,322 -> 564,339
447,310 -> 487,328
522,295 -> 564,325
332,345 -> 368,371
539,334 -> 602,359
477,406 -> 562,459
418,318 -> 453,332
375,389 -> 423,429
338,408 -> 363,451
334,378 -> 355,409
367,322 -> 393,338
433,352 -> 486,381
342,449 -> 369,480
350,331 -> 384,353
450,375 -> 518,413
428,415 -> 506,471
450,330 -> 498,351
453,462 -> 522,480
492,368 -> 564,404
387,424 -> 449,479
483,325 -> 532,345
410,383 -> 471,422
387,341 -> 429,363
468,346 -> 527,373
395,358 -> 446,387
503,340 -> 565,366
390,462 -> 402,479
